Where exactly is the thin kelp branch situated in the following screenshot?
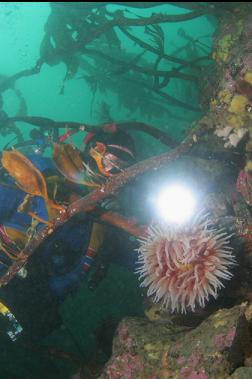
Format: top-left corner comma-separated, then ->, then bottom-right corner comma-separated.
167,3 -> 214,11
98,211 -> 146,237
122,77 -> 202,112
7,116 -> 178,147
78,10 -> 205,48
51,2 -> 171,10
168,2 -> 242,13
78,53 -> 200,114
82,48 -> 198,83
148,85 -> 202,112
53,3 -> 207,11
119,26 -> 208,70
80,59 -> 201,112
113,122 -> 178,147
171,42 -> 212,67
95,10 -> 206,26
0,122 -> 206,287
52,2 -> 215,12
8,116 -> 84,130
0,60 -> 43,94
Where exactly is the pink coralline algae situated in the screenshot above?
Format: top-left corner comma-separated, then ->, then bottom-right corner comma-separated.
190,352 -> 204,368
177,356 -> 186,365
236,170 -> 252,205
240,55 -> 252,74
177,347 -> 208,379
214,334 -> 227,350
180,367 -> 208,379
187,371 -> 208,379
214,326 -> 236,350
117,322 -> 133,350
226,326 -> 236,346
224,72 -> 237,91
106,353 -> 144,379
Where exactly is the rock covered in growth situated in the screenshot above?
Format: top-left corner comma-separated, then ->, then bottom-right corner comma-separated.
229,367 -> 252,379
193,5 -> 252,153
99,304 -> 250,379
169,305 -> 249,379
208,6 -> 252,151
98,316 -> 184,378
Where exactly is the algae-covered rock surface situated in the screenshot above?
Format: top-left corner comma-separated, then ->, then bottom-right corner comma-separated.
99,304 -> 251,379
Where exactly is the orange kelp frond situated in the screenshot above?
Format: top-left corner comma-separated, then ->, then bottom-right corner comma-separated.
1,150 -> 64,212
2,150 -> 48,197
53,143 -> 100,187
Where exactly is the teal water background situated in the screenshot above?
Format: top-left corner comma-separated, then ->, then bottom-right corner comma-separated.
0,3 -> 216,153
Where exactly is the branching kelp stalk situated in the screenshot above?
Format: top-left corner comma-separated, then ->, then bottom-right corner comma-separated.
7,117 -> 178,148
129,78 -> 202,112
39,2 -> 213,114
0,2 -> 214,117
54,2 -> 236,13
76,11 -> 205,49
82,48 -> 198,82
118,27 -> 212,70
0,122 -> 206,287
79,51 -> 202,111
56,3 -> 210,11
0,61 -> 42,94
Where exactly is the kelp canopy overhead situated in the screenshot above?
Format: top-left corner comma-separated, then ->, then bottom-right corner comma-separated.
39,2 -> 216,116
0,1 -> 220,124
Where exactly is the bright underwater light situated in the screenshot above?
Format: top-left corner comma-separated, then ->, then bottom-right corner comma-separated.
156,184 -> 196,224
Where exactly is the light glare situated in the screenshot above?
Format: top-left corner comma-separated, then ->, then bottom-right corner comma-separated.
156,184 -> 196,224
